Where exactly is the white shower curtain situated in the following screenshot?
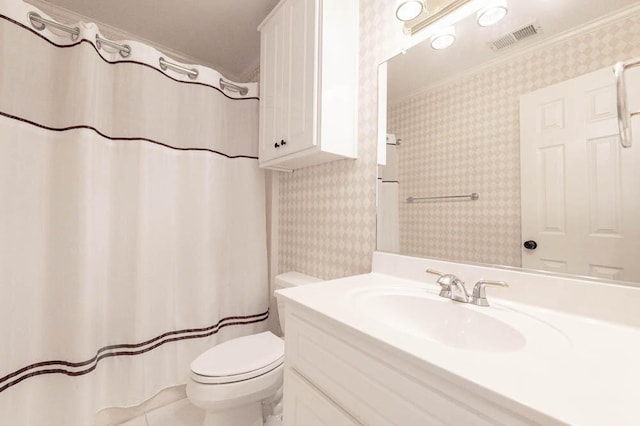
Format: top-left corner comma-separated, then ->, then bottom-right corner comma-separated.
0,1 -> 268,424
377,136 -> 400,252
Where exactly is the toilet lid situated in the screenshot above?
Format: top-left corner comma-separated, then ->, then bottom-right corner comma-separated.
190,331 -> 284,383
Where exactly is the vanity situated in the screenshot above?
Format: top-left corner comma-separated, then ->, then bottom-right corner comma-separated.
277,252 -> 640,425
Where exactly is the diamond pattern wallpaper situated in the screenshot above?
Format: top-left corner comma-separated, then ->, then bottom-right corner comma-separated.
389,11 -> 640,267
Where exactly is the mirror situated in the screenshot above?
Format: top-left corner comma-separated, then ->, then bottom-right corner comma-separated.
378,0 -> 640,286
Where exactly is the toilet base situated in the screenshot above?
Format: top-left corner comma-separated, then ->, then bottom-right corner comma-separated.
203,401 -> 263,426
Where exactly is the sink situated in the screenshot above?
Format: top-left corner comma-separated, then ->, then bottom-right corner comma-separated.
353,287 -> 569,353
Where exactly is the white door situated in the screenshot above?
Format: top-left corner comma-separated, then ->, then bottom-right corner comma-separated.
520,65 -> 640,282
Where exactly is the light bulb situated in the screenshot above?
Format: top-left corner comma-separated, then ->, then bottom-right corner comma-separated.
477,0 -> 508,27
396,0 -> 424,22
431,26 -> 456,50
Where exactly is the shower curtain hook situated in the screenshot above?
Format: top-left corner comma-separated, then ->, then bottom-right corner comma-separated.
27,12 -> 80,41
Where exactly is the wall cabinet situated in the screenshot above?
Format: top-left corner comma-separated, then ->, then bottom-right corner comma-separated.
258,0 -> 358,171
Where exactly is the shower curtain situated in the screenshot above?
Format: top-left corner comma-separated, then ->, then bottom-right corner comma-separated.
0,1 -> 268,424
377,135 -> 400,252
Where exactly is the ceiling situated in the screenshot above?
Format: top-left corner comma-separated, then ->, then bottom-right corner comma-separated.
29,0 -> 280,82
388,0 -> 640,102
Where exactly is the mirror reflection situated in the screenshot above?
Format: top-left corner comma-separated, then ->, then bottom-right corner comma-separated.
378,0 -> 640,285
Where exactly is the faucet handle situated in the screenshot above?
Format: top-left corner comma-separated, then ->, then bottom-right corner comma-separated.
425,268 -> 444,277
470,280 -> 509,307
425,269 -> 453,298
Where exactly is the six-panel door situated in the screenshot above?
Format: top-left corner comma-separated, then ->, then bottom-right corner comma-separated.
520,65 -> 640,282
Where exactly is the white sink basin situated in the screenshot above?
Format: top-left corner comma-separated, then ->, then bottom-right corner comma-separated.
353,287 -> 569,353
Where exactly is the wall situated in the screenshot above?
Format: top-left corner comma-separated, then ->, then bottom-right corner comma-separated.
277,0 -> 407,279
386,10 -> 640,267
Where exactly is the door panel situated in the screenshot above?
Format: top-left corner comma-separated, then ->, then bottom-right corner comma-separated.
521,65 -> 640,282
259,10 -> 283,162
285,0 -> 317,154
538,144 -> 566,233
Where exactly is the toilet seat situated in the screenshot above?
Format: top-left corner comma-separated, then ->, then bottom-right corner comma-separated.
191,331 -> 284,385
192,358 -> 283,384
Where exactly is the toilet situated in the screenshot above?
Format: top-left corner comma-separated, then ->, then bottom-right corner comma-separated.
186,272 -> 322,426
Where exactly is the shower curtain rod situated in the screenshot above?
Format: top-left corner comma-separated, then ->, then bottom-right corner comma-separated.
158,58 -> 249,95
96,34 -> 130,57
220,79 -> 249,96
159,57 -> 199,79
27,11 -> 250,95
28,12 -> 79,40
29,12 -> 130,56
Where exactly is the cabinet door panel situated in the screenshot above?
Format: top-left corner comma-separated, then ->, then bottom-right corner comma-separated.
259,12 -> 283,162
284,0 -> 317,154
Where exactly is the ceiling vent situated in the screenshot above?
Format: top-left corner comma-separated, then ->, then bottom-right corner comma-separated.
488,22 -> 543,52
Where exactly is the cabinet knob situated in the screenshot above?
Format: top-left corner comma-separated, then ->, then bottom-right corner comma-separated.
274,142 -> 280,148
281,139 -> 287,146
523,240 -> 538,250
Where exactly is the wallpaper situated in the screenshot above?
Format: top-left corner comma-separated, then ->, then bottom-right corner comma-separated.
388,10 -> 640,267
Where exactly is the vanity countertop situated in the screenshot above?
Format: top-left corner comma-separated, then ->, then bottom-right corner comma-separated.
277,271 -> 640,426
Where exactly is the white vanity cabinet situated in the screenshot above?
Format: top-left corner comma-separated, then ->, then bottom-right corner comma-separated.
257,0 -> 358,171
278,253 -> 640,425
281,303 -> 554,426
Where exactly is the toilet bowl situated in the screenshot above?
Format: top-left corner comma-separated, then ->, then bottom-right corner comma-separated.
186,272 -> 322,426
187,332 -> 284,426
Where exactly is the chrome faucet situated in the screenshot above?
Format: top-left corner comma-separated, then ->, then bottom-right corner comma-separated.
426,270 -> 508,307
425,269 -> 455,298
426,269 -> 469,301
449,277 -> 471,303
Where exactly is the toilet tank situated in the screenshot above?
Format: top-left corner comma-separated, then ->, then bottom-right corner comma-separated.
274,271 -> 322,335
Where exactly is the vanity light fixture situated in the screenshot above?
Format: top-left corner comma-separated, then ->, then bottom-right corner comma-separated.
477,0 -> 508,27
396,0 -> 425,22
430,26 -> 456,50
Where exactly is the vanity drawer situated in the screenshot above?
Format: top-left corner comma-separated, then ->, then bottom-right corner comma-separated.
285,310 -> 537,426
